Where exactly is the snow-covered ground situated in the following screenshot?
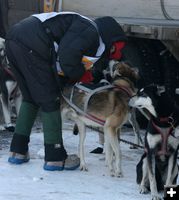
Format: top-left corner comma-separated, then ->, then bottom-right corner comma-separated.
0,122 -> 178,200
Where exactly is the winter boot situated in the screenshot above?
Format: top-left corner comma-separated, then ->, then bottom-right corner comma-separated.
43,143 -> 80,171
8,133 -> 30,164
8,101 -> 39,164
44,154 -> 80,171
8,152 -> 30,164
41,110 -> 80,171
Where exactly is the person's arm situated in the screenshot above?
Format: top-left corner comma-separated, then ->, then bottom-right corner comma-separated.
57,23 -> 99,80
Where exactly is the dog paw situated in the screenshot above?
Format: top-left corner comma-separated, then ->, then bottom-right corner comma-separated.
115,170 -> 123,177
151,195 -> 162,200
139,186 -> 149,194
110,169 -> 115,177
80,164 -> 88,171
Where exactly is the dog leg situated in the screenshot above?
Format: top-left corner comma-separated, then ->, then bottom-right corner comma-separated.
169,162 -> 178,185
14,89 -> 22,115
110,128 -> 123,177
77,121 -> 88,171
165,153 -> 178,186
0,96 -> 11,125
104,125 -> 123,177
139,157 -> 149,194
104,127 -> 114,176
165,136 -> 179,186
128,109 -> 142,148
147,154 -> 162,200
2,81 -> 17,130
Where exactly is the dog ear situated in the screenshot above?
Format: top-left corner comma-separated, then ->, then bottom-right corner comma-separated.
156,85 -> 165,96
108,60 -> 119,78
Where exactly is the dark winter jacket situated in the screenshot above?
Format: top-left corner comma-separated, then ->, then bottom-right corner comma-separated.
6,12 -> 126,81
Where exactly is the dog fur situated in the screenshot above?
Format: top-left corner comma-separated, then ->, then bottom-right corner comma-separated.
104,60 -> 142,148
61,61 -> 139,177
129,85 -> 179,200
0,37 -> 22,131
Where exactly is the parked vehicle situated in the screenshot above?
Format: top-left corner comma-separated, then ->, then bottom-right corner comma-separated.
1,0 -> 179,127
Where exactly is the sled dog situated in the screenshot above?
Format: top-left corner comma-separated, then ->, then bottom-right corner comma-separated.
61,61 -> 139,177
129,85 -> 179,200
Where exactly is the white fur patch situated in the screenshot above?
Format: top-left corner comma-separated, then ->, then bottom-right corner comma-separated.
0,37 -> 5,56
129,96 -> 157,117
147,133 -> 161,149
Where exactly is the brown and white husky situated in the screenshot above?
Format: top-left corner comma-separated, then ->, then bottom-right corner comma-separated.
61,61 -> 139,177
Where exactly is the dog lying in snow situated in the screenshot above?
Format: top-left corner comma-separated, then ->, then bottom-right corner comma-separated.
61,61 -> 139,177
0,37 -> 22,132
129,84 -> 179,200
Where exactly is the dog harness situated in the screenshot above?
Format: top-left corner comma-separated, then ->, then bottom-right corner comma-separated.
62,79 -> 134,126
148,117 -> 175,156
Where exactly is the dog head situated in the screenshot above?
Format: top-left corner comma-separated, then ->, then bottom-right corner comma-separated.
107,60 -> 138,79
112,61 -> 138,80
129,84 -> 178,119
108,61 -> 139,95
0,37 -> 5,57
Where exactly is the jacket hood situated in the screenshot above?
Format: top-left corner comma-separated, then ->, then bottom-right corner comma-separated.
94,16 -> 127,50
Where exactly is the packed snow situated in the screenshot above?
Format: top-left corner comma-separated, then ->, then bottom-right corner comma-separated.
0,121 -> 178,200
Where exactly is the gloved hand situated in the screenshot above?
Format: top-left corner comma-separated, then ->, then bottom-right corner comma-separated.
79,70 -> 94,83
82,57 -> 94,71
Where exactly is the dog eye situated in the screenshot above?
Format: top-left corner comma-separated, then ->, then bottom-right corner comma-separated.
141,93 -> 148,97
138,91 -> 147,97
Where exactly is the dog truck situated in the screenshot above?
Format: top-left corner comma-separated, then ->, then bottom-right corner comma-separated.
1,0 -> 179,72
1,0 -> 179,69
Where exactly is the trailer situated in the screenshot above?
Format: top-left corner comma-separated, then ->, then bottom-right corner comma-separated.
1,0 -> 179,88
1,1 -> 178,62
61,0 -> 179,61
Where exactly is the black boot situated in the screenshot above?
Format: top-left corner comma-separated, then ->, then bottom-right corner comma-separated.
41,110 -> 80,171
43,144 -> 80,171
8,133 -> 30,164
44,143 -> 67,162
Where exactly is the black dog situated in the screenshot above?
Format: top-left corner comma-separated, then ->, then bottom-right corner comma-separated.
129,85 -> 179,200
